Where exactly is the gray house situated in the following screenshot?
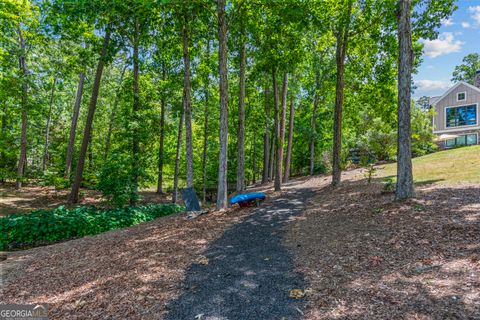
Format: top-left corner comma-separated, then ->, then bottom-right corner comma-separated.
430,70 -> 480,149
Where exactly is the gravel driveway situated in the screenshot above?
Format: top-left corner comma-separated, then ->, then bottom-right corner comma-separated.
165,187 -> 314,320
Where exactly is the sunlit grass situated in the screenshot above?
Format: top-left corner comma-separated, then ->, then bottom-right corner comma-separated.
378,145 -> 480,184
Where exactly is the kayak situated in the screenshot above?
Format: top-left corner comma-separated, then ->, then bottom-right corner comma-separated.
229,192 -> 266,205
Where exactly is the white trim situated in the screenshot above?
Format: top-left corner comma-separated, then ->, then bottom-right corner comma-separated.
443,103 -> 479,130
456,91 -> 466,102
434,126 -> 480,134
432,81 -> 480,107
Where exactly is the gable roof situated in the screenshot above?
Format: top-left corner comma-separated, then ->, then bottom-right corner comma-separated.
431,81 -> 480,107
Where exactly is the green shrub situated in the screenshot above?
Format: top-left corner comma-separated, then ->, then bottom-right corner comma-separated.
0,203 -> 184,250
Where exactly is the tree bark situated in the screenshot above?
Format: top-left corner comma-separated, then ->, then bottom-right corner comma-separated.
182,15 -> 194,189
16,24 -> 28,189
252,126 -> 257,184
131,18 -> 140,206
202,41 -> 211,203
284,94 -> 294,182
310,94 -> 319,175
157,62 -> 166,194
69,27 -> 112,204
43,77 -> 57,172
104,65 -> 127,162
274,71 -> 288,191
172,110 -> 184,204
269,127 -> 275,181
216,0 -> 229,210
396,0 -> 415,199
236,25 -> 246,192
65,72 -> 86,178
332,1 -> 352,188
262,83 -> 270,183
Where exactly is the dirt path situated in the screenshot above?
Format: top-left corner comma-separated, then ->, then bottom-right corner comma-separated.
165,186 -> 315,320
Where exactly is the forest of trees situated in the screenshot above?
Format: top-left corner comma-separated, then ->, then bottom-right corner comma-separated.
0,0 -> 455,209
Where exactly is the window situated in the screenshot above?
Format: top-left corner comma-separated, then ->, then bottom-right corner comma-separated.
445,134 -> 477,148
457,92 -> 466,101
446,104 -> 477,127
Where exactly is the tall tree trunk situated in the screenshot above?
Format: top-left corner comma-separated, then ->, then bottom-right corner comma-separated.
202,41 -> 211,204
262,84 -> 270,183
65,72 -> 86,178
310,94 -> 319,176
104,64 -> 127,161
331,2 -> 352,188
274,71 -> 288,191
272,68 -> 279,187
16,24 -> 28,189
43,77 -> 57,172
396,0 -> 415,199
216,0 -> 229,210
172,110 -> 184,204
269,127 -> 275,181
88,131 -> 93,169
236,26 -> 246,192
284,95 -> 294,182
69,27 -> 112,204
131,18 -> 141,206
182,15 -> 194,189
157,62 -> 166,194
252,126 -> 257,184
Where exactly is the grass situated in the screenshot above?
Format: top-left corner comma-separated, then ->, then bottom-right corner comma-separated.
378,145 -> 480,184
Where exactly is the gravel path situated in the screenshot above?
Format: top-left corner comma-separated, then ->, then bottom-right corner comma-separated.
165,187 -> 314,320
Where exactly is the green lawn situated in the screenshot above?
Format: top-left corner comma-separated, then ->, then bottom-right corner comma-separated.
378,145 -> 480,184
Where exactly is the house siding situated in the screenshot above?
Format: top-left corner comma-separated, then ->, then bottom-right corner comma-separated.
433,83 -> 480,132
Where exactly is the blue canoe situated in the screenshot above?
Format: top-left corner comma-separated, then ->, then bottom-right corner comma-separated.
229,192 -> 266,205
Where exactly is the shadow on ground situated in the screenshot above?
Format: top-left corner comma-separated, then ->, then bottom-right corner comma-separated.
164,189 -> 314,320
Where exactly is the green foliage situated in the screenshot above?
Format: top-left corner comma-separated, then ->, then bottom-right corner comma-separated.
383,177 -> 396,192
97,154 -> 139,206
39,170 -> 68,189
411,105 -> 437,157
356,117 -> 397,162
0,203 -> 184,250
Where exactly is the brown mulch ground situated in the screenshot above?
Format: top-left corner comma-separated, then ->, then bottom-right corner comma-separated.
0,183 -> 172,216
0,206 -> 257,319
286,171 -> 480,319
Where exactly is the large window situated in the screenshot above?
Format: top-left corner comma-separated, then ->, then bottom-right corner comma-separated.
446,104 -> 477,127
446,134 -> 477,148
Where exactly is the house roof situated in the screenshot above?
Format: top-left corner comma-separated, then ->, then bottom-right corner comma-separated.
431,81 -> 480,107
429,96 -> 441,105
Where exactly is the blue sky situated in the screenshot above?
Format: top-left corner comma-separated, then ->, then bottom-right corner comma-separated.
413,0 -> 480,99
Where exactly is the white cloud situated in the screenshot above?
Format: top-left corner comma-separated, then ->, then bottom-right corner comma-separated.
415,80 -> 452,91
468,6 -> 480,25
461,21 -> 471,28
441,18 -> 454,26
420,32 -> 464,58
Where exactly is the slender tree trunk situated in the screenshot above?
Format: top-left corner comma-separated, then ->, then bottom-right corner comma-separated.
202,41 -> 211,204
104,65 -> 127,161
310,94 -> 319,175
65,72 -> 86,178
131,18 -> 141,206
252,126 -> 257,184
236,27 -> 246,192
272,68 -> 279,188
269,128 -> 275,181
284,95 -> 294,182
69,27 -> 112,204
157,62 -> 166,194
274,71 -> 288,191
182,15 -> 194,189
43,77 -> 57,172
16,24 -> 28,189
396,0 -> 415,199
262,84 -> 270,183
216,0 -> 229,210
173,110 -> 184,204
331,2 -> 352,188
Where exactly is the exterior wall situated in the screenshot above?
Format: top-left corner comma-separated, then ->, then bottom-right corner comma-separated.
433,83 -> 480,133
